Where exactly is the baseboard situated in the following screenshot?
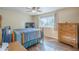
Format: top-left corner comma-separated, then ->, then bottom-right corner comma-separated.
44,36 -> 58,40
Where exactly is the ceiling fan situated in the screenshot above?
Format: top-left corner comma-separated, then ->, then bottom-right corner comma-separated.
25,7 -> 42,13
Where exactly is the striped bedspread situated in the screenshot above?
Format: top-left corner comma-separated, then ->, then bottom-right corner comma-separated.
14,28 -> 41,43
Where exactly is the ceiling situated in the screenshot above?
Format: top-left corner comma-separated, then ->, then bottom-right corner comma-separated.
0,7 -> 64,15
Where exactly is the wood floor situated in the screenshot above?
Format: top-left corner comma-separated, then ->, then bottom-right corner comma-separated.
27,37 -> 79,51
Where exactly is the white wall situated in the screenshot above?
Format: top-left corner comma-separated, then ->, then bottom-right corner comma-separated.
32,15 -> 39,28
57,7 -> 79,23
0,9 -> 33,29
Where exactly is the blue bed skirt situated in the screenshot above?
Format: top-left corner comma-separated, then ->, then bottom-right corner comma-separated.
24,38 -> 41,48
14,28 -> 42,48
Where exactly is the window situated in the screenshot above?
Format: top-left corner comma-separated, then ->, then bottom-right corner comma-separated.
39,16 -> 55,28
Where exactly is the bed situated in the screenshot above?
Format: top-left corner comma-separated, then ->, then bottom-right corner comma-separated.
13,28 -> 42,48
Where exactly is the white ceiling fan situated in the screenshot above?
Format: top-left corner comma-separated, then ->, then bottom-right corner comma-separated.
25,7 -> 42,13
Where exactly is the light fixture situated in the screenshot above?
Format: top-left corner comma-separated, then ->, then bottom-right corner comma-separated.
32,10 -> 37,13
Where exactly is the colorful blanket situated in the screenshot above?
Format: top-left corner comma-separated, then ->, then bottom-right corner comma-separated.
14,28 -> 41,44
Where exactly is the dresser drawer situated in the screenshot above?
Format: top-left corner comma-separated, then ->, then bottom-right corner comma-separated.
60,36 -> 76,46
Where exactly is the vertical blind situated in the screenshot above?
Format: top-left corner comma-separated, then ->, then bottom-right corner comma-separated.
39,16 -> 55,28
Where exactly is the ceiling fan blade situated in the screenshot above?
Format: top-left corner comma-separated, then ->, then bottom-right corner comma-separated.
25,7 -> 31,9
32,7 -> 40,10
25,7 -> 32,10
25,10 -> 32,12
25,7 -> 42,12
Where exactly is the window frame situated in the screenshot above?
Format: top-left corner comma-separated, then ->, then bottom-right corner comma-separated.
39,15 -> 55,28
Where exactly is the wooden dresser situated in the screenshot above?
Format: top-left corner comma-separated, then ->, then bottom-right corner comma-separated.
58,23 -> 79,48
